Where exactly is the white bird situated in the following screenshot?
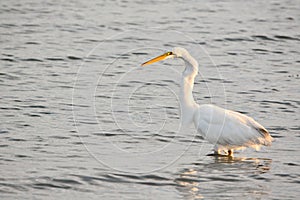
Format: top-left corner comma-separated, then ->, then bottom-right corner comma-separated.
141,47 -> 273,156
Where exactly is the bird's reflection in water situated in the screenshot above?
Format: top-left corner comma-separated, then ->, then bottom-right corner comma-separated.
175,156 -> 272,199
175,168 -> 204,199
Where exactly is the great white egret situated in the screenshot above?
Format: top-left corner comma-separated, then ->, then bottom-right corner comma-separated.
141,47 -> 273,156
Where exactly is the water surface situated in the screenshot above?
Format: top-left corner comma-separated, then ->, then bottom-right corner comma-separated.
1,0 -> 299,199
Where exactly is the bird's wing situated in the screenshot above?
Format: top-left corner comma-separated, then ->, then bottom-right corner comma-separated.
225,109 -> 273,145
195,104 -> 273,148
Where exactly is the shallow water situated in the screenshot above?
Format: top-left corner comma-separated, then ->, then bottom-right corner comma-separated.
1,0 -> 300,199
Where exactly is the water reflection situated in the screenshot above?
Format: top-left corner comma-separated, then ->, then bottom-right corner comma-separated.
175,156 -> 272,199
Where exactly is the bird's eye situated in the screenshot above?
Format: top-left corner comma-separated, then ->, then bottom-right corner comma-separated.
168,52 -> 173,55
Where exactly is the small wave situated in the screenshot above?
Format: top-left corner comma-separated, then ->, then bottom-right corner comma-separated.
252,48 -> 269,52
26,105 -> 47,109
175,177 -> 207,188
290,126 -> 300,131
67,56 -> 82,60
284,162 -> 299,166
252,35 -> 276,41
73,172 -> 175,187
0,129 -> 9,134
224,37 -> 254,42
274,35 -> 300,41
93,131 -> 126,137
52,178 -> 82,185
260,100 -> 296,107
0,58 -> 16,62
0,182 -> 27,193
21,58 -> 43,62
131,52 -> 148,55
15,154 -> 31,158
24,113 -> 41,117
8,138 -> 27,142
25,41 -> 40,45
0,23 -> 17,28
208,176 -> 244,182
32,183 -> 72,189
45,57 -> 65,61
49,136 -> 70,139
0,107 -> 21,110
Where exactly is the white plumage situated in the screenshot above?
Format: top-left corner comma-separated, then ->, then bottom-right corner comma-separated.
195,104 -> 272,154
142,47 -> 273,156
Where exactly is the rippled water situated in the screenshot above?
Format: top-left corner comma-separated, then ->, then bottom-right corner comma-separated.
1,0 -> 300,199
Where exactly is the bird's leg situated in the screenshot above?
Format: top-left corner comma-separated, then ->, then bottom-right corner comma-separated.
228,149 -> 233,156
213,146 -> 222,155
214,149 -> 222,155
206,147 -> 221,156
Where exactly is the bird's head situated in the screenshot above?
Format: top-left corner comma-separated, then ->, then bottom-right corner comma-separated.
141,47 -> 189,66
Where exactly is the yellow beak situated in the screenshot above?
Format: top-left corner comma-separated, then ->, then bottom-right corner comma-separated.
141,52 -> 173,66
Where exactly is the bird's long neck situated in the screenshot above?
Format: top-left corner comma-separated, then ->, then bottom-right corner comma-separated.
180,54 -> 199,125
